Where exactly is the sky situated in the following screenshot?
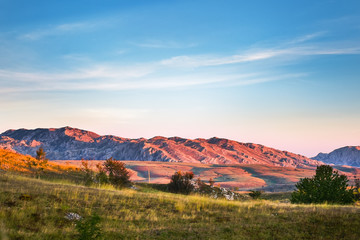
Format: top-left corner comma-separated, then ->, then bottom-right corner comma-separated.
0,0 -> 360,157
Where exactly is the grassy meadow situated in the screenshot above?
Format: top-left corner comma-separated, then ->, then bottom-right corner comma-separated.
1,149 -> 360,239
1,173 -> 360,240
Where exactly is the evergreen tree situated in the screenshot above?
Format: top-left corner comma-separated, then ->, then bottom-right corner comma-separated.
291,165 -> 354,204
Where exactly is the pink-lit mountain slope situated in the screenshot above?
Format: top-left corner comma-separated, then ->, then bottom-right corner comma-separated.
0,127 -> 322,168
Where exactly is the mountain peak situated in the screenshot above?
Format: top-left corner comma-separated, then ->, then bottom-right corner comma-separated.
312,146 -> 360,167
61,127 -> 100,142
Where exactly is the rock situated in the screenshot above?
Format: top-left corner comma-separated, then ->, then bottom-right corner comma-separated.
64,212 -> 82,221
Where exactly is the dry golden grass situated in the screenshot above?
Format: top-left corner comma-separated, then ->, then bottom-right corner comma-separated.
1,150 -> 360,239
1,173 -> 360,239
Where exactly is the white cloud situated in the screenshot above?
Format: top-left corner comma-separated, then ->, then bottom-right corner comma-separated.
84,108 -> 150,120
131,40 -> 197,49
2,33 -> 360,94
160,49 -> 285,67
0,69 -> 303,93
0,64 -> 154,83
288,32 -> 327,44
160,45 -> 360,68
20,21 -> 104,40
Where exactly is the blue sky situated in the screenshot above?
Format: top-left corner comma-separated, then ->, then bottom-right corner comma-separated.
0,0 -> 360,156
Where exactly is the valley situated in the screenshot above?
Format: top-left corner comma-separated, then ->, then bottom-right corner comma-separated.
56,160 -> 360,191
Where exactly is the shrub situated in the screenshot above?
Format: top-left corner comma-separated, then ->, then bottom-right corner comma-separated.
80,160 -> 94,186
36,147 -> 47,163
103,158 -> 131,188
168,171 -> 194,194
291,165 -> 354,204
209,178 -> 215,187
249,190 -> 262,199
34,147 -> 49,178
75,213 -> 102,240
354,177 -> 360,201
95,163 -> 108,185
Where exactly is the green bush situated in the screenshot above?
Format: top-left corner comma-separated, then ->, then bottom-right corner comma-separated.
103,158 -> 131,188
354,177 -> 360,201
249,190 -> 262,199
81,160 -> 94,186
291,165 -> 354,204
95,163 -> 109,185
76,213 -> 102,240
168,171 -> 194,194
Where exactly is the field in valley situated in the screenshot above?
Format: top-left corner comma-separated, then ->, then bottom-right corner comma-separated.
56,160 -> 360,192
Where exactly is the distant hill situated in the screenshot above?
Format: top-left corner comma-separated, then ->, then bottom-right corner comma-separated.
313,146 -> 360,167
0,126 -> 322,168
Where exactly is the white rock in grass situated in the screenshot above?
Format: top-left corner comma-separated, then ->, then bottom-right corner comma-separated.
65,212 -> 82,221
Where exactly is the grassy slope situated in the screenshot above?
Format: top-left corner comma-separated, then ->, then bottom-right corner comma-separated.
0,149 -> 83,182
1,174 -> 360,240
1,149 -> 360,239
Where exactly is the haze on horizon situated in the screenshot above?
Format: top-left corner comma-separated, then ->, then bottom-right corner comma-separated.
1,0 -> 360,157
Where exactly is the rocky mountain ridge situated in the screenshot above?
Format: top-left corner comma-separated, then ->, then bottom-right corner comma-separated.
0,126 -> 322,168
313,146 -> 360,167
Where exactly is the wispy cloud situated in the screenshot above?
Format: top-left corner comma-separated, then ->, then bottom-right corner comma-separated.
84,108 -> 150,120
131,40 -> 197,49
160,49 -> 285,67
0,67 -> 306,94
0,64 -> 154,83
20,21 -> 103,40
2,33 -> 360,94
161,39 -> 360,68
288,31 -> 327,44
61,54 -> 92,62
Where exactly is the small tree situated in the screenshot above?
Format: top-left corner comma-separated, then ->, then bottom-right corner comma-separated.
81,159 -> 94,186
103,158 -> 131,188
209,178 -> 215,187
34,147 -> 49,178
168,171 -> 194,194
354,177 -> 360,201
95,163 -> 108,185
36,147 -> 47,161
291,165 -> 354,204
249,190 -> 263,199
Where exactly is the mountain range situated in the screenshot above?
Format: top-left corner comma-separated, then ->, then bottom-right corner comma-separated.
313,146 -> 360,167
0,126 -> 322,168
